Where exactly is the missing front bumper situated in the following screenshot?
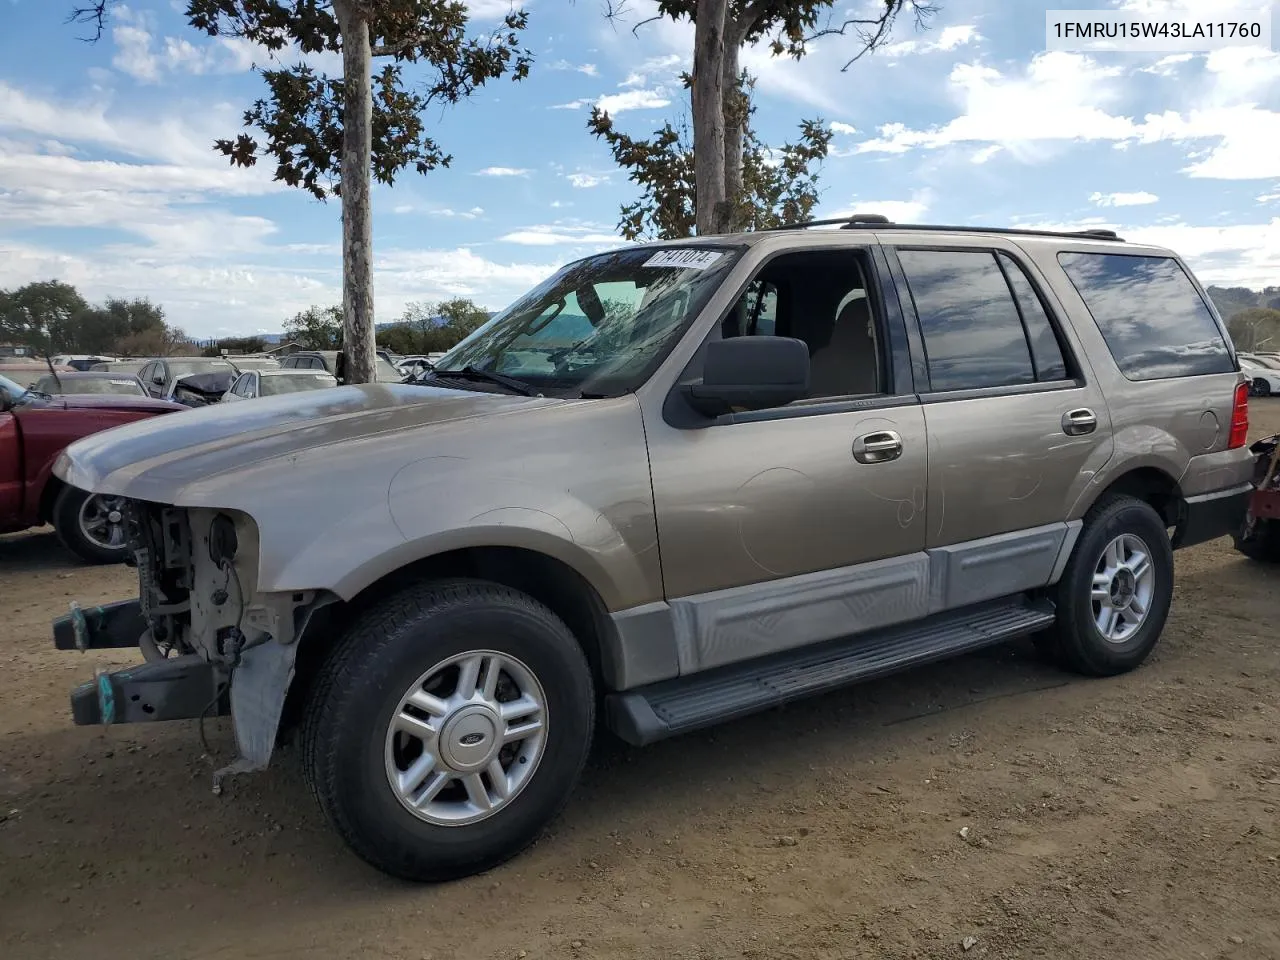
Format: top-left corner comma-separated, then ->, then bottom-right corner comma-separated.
69,655 -> 228,726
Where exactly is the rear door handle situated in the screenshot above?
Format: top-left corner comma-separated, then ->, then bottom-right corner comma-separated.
853,430 -> 903,464
1062,408 -> 1097,436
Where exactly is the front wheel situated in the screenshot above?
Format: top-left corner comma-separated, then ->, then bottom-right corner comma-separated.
51,486 -> 132,564
303,579 -> 595,882
1039,495 -> 1174,676
1253,378 -> 1272,398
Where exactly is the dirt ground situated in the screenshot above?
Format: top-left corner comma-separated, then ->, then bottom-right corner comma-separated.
2,404 -> 1279,960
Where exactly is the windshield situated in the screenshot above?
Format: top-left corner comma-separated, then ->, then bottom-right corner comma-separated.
432,245 -> 741,395
1247,354 -> 1280,370
263,374 -> 338,395
0,373 -> 28,404
33,376 -> 144,396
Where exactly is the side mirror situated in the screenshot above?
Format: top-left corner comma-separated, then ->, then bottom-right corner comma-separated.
152,375 -> 165,385
683,336 -> 810,417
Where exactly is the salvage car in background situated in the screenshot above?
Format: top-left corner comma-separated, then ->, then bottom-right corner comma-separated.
280,350 -> 405,383
0,373 -> 183,562
1240,356 -> 1280,397
220,356 -> 280,372
50,354 -> 115,371
88,360 -> 146,376
138,357 -> 240,407
31,371 -> 147,397
0,356 -> 74,385
1235,433 -> 1280,562
223,368 -> 337,401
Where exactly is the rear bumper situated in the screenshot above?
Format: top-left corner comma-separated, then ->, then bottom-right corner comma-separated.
1175,483 -> 1253,549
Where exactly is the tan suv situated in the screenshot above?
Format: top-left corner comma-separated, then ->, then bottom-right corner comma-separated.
50,217 -> 1254,881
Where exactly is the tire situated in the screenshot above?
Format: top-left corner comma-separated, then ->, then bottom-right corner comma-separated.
302,579 -> 595,882
51,486 -> 132,564
1253,378 -> 1272,398
1039,494 -> 1174,677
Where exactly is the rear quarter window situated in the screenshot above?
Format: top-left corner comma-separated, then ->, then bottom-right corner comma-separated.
1057,252 -> 1233,380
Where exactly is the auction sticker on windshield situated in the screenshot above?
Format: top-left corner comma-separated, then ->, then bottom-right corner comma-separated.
643,249 -> 724,270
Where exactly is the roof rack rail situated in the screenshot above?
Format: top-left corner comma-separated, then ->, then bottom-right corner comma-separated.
757,216 -> 1126,243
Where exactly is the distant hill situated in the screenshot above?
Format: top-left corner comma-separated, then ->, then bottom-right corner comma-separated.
1207,286 -> 1280,320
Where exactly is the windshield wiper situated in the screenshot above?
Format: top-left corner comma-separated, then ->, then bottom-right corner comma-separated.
430,365 -> 539,397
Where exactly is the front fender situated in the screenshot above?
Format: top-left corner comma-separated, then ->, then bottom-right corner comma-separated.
256,397 -> 662,613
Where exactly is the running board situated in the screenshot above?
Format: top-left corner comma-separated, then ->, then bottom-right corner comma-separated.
604,597 -> 1056,746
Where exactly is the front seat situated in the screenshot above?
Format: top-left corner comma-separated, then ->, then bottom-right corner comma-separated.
807,294 -> 877,399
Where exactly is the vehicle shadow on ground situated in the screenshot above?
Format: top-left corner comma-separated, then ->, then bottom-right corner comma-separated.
0,528 -> 82,574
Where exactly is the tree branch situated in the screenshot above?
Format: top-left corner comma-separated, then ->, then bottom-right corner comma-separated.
805,1 -> 938,70
66,0 -> 114,42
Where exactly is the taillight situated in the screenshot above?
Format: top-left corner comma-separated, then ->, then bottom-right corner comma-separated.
1228,380 -> 1249,449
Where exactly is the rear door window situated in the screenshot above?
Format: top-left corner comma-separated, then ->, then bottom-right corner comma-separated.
1057,252 -> 1233,380
996,253 -> 1069,381
897,249 -> 1036,392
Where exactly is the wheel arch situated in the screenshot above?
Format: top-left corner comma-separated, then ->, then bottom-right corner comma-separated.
1077,465 -> 1185,529
37,473 -> 64,524
280,545 -> 619,743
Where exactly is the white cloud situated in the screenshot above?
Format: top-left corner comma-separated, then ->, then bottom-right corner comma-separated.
830,121 -> 858,136
548,60 -> 599,76
391,204 -> 485,219
1090,190 -> 1160,207
465,0 -> 522,19
617,54 -> 684,89
821,190 -> 934,225
0,238 -> 562,336
971,145 -> 1002,163
882,24 -> 981,57
567,172 -> 608,188
596,89 -> 672,114
549,99 -> 591,110
1140,53 -> 1194,76
474,166 -> 531,177
498,223 -> 621,246
850,49 -> 1280,181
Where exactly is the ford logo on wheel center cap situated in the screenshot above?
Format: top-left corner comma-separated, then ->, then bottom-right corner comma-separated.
459,732 -> 486,746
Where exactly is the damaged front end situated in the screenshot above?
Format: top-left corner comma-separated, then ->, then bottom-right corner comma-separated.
53,501 -> 334,789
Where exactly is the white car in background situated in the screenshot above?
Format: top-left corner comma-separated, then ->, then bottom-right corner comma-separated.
1240,355 -> 1280,397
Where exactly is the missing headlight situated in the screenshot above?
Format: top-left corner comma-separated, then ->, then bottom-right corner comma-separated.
209,513 -> 239,566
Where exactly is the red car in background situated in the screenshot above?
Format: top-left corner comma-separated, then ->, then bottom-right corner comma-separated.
0,373 -> 185,562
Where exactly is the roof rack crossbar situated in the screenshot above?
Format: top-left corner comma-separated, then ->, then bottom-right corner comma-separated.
758,217 -> 1125,243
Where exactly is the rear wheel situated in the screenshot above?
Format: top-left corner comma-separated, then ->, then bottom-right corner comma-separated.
1039,495 -> 1174,676
303,579 -> 595,882
52,486 -> 132,564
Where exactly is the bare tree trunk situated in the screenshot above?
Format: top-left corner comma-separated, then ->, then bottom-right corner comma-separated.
722,37 -> 743,233
334,0 -> 376,385
692,0 -> 729,235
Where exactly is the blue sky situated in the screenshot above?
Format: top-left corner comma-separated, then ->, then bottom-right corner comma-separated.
1,0 -> 1278,338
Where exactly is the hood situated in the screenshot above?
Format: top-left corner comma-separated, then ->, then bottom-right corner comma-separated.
55,382 -> 564,503
19,393 -> 185,415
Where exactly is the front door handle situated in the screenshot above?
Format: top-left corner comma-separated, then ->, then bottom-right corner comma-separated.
1062,408 -> 1097,436
853,430 -> 903,464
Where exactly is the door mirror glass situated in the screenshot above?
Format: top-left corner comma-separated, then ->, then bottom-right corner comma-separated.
684,336 -> 810,416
